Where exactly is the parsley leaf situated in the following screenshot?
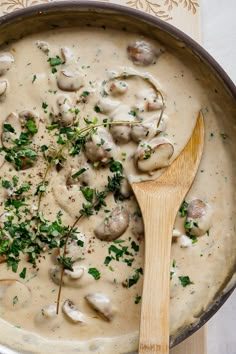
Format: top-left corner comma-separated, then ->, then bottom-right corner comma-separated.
47,55 -> 64,67
179,275 -> 194,287
88,267 -> 101,280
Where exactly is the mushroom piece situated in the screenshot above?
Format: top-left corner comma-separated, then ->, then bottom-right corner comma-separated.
0,52 -> 14,76
178,235 -> 193,248
66,164 -> 96,187
109,105 -> 135,144
19,110 -> 39,127
57,69 -> 84,91
85,292 -> 115,321
96,97 -> 120,114
35,40 -> 50,54
0,79 -> 8,101
49,264 -> 86,286
1,112 -> 20,149
127,40 -> 163,66
94,205 -> 129,241
0,279 -> 31,310
131,115 -> 160,143
134,87 -> 163,113
57,95 -> 75,126
56,233 -> 86,263
104,80 -> 128,96
1,111 -> 38,149
185,199 -> 212,236
63,299 -> 86,324
84,127 -> 115,164
120,177 -> 132,199
135,137 -> 174,173
61,47 -> 72,63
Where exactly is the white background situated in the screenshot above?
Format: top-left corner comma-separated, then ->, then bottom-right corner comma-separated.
201,1 -> 236,353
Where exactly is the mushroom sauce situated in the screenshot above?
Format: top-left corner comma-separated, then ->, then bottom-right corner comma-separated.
0,27 -> 235,353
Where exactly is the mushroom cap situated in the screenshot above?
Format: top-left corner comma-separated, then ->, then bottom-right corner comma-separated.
85,292 -> 115,321
135,137 -> 174,172
127,40 -> 162,66
62,299 -> 86,323
94,205 -> 129,241
84,127 -> 115,163
185,199 -> 213,236
0,52 -> 14,75
0,79 -> 8,99
57,69 -> 84,91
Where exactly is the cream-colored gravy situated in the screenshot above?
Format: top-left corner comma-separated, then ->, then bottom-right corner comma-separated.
0,27 -> 235,354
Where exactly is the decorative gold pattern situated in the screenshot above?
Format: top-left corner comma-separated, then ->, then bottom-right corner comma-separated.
1,0 -> 49,12
0,0 -> 199,19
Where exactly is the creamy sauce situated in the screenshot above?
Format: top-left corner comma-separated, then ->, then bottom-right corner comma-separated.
0,27 -> 235,354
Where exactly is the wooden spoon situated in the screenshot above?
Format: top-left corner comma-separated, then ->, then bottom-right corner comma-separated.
132,111 -> 204,354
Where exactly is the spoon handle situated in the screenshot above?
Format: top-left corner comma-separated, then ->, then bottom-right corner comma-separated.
135,189 -> 180,354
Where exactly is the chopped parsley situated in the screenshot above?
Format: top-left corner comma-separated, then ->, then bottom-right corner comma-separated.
125,268 -> 143,288
25,119 -> 38,134
134,295 -> 141,304
179,276 -> 194,287
47,55 -> 64,67
179,200 -> 189,217
72,168 -> 87,179
88,267 -> 101,280
32,74 -> 37,83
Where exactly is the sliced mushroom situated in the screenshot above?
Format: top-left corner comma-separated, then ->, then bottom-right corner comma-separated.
63,299 -> 86,324
0,79 -> 8,101
66,164 -> 94,187
61,47 -> 72,63
127,40 -> 163,66
178,235 -> 192,248
109,105 -> 135,144
49,264 -> 86,286
57,95 -> 75,126
104,80 -> 128,96
120,177 -> 132,198
0,52 -> 14,76
63,233 -> 86,262
19,110 -> 39,127
57,69 -> 84,91
185,199 -> 213,236
97,97 -> 120,114
85,292 -> 115,321
2,111 -> 38,149
84,127 -> 115,164
135,137 -> 174,172
0,279 -> 31,310
131,114 -> 160,143
134,87 -> 163,113
35,40 -> 50,54
94,205 -> 129,241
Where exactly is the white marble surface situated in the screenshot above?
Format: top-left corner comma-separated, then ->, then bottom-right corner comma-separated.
201,1 -> 236,353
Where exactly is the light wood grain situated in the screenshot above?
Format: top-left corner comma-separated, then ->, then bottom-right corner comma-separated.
132,113 -> 204,354
171,328 -> 207,354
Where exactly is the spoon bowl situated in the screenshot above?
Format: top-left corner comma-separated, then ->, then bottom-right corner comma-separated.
132,111 -> 204,354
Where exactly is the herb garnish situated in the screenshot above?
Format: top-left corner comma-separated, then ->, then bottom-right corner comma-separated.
179,276 -> 194,287
88,267 -> 101,280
